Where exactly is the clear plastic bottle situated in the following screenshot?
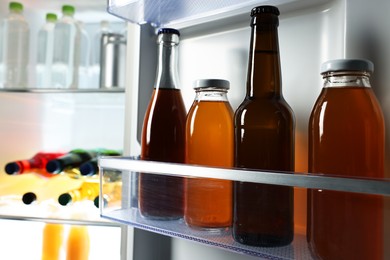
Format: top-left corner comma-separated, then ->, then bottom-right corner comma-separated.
36,13 -> 57,88
90,20 -> 110,88
78,21 -> 91,89
52,5 -> 81,89
0,2 -> 30,88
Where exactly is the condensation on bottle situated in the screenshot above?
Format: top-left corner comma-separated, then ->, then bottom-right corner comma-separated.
0,2 -> 30,88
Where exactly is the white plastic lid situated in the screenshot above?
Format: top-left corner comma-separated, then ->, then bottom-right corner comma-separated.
321,59 -> 374,74
193,79 -> 230,90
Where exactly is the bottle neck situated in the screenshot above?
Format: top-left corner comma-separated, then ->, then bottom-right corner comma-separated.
247,15 -> 281,98
195,88 -> 229,102
322,71 -> 372,88
155,37 -> 180,90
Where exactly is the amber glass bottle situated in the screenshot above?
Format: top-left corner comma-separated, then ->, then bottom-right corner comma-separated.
308,59 -> 384,260
185,79 -> 233,229
139,28 -> 186,220
233,5 -> 295,247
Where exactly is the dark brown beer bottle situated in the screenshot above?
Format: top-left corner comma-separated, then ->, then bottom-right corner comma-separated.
139,28 -> 186,220
233,6 -> 295,247
308,59 -> 384,259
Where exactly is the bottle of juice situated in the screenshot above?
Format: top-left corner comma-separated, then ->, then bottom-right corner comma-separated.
5,152 -> 65,177
139,28 -> 186,220
66,225 -> 90,260
233,5 -> 295,246
41,223 -> 64,260
185,79 -> 233,229
308,59 -> 384,260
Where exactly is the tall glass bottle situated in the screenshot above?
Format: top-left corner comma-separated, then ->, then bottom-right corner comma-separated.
139,28 -> 186,220
0,2 -> 29,88
308,59 -> 384,260
233,6 -> 295,247
185,79 -> 233,229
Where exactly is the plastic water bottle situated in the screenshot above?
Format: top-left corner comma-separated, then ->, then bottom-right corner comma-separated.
0,2 -> 30,88
78,21 -> 91,89
90,20 -> 110,88
52,5 -> 80,89
36,13 -> 57,88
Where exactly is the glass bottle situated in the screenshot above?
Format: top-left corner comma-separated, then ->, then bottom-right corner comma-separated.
139,28 -> 186,220
58,178 -> 99,206
185,79 -> 233,229
36,13 -> 57,88
0,2 -> 29,88
52,5 -> 80,89
4,151 -> 65,177
307,59 -> 384,260
22,174 -> 83,204
45,149 -> 98,174
233,5 -> 295,247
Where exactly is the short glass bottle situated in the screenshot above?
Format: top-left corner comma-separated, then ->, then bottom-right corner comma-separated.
185,79 -> 234,229
308,59 -> 384,260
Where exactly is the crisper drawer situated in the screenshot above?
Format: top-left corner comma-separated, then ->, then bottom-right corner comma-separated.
99,157 -> 390,260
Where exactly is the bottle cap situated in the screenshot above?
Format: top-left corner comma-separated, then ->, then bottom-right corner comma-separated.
93,196 -> 108,208
62,5 -> 75,16
4,162 -> 20,175
321,59 -> 374,74
251,5 -> 280,16
22,192 -> 37,205
46,13 -> 57,22
158,28 -> 180,36
9,2 -> 23,12
58,193 -> 72,206
46,160 -> 63,174
79,161 -> 98,176
193,79 -> 230,90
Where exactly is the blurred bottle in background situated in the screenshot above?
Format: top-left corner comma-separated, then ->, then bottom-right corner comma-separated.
78,21 -> 91,89
52,5 -> 80,89
4,151 -> 65,177
90,20 -> 110,88
36,13 -> 57,88
0,2 -> 29,88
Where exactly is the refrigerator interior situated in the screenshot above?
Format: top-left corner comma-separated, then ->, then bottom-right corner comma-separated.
111,0 -> 390,259
0,0 -> 127,259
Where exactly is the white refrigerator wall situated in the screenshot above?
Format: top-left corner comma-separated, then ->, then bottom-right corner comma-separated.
124,0 -> 390,259
0,1 -> 126,259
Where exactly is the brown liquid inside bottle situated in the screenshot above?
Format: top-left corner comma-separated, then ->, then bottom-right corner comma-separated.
140,88 -> 186,219
233,6 -> 295,247
185,86 -> 234,229
308,86 -> 384,260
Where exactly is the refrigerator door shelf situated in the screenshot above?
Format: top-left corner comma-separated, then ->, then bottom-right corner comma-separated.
107,0 -> 330,28
99,157 -> 390,259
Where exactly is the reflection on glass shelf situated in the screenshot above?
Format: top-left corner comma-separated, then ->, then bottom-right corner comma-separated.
0,199 -> 118,226
107,0 -> 327,27
99,157 -> 390,259
105,208 -> 307,259
0,88 -> 124,93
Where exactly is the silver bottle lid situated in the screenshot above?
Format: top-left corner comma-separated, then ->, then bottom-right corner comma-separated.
321,59 -> 374,74
193,79 -> 230,90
